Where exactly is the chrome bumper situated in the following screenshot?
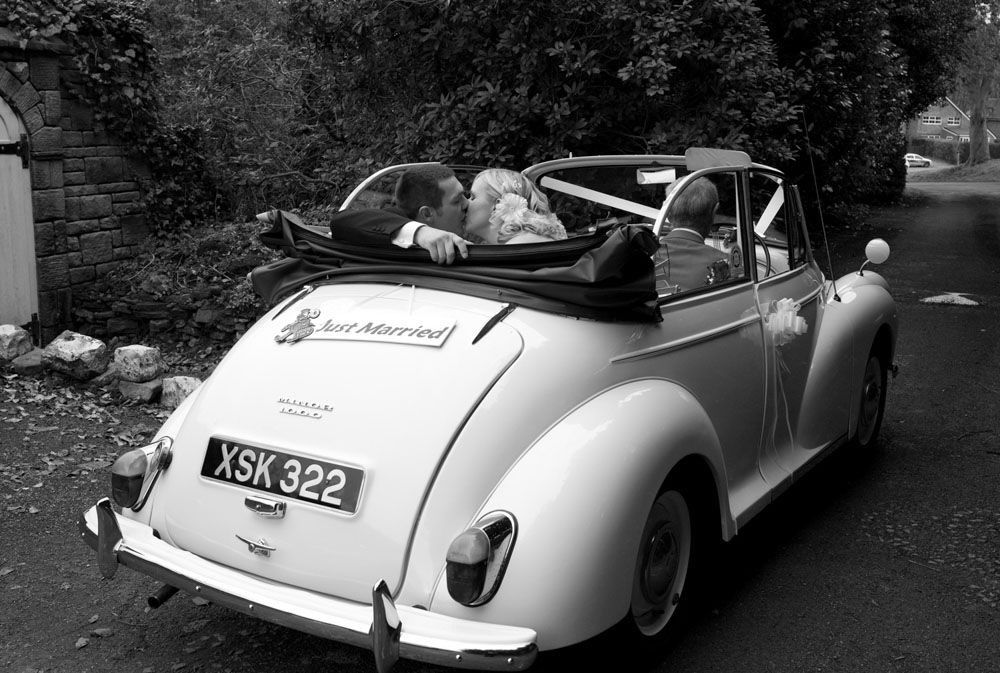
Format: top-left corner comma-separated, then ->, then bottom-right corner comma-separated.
79,499 -> 537,672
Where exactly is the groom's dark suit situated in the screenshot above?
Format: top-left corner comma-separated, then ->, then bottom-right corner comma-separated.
329,207 -> 413,245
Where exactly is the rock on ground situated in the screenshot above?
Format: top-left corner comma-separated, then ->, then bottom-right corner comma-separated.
114,345 -> 166,382
11,348 -> 44,375
41,331 -> 109,381
119,378 -> 163,403
161,376 -> 202,410
0,324 -> 33,361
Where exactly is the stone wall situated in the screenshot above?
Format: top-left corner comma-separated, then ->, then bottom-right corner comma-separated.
0,29 -> 150,344
73,284 -> 255,347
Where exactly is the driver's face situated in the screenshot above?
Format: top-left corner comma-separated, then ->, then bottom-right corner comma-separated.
428,177 -> 468,236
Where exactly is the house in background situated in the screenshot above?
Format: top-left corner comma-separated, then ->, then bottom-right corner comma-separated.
906,96 -> 997,143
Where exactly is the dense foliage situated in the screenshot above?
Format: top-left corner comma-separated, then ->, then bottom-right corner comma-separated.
5,0 -> 982,229
285,0 -> 976,222
144,0 -> 349,218
6,0 -> 158,139
757,0 -> 977,210
289,0 -> 803,165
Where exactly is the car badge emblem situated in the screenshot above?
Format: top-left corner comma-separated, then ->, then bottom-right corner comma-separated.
275,308 -> 320,344
235,534 -> 276,557
278,396 -> 334,419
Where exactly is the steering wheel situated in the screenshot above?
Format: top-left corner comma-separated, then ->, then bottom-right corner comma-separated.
754,233 -> 772,278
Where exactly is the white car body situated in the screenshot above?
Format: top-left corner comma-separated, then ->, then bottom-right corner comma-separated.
905,153 -> 931,167
80,150 -> 898,671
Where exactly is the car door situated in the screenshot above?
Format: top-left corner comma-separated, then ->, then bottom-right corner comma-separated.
529,153 -> 774,525
643,162 -> 771,526
750,170 -> 849,478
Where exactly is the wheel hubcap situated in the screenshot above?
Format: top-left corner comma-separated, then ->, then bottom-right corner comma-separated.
631,491 -> 692,635
642,527 -> 680,604
858,356 -> 883,445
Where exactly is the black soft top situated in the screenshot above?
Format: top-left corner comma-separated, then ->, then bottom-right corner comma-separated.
251,211 -> 661,322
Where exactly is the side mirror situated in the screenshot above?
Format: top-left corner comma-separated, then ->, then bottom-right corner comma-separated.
859,238 -> 890,275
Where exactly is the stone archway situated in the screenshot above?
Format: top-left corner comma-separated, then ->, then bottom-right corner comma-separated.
0,95 -> 37,329
0,29 -> 151,343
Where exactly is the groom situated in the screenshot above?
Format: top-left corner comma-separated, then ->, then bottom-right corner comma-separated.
330,164 -> 470,265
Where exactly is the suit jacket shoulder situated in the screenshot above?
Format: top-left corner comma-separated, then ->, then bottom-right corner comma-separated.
329,207 -> 412,245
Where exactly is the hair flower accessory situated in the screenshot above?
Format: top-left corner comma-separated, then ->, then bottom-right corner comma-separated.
490,193 -> 530,229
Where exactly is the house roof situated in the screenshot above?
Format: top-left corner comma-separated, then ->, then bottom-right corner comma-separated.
915,96 -> 997,141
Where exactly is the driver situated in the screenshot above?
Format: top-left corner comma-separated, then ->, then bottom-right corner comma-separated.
654,177 -> 730,292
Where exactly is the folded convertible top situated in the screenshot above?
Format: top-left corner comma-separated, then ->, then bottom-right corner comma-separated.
251,210 -> 661,322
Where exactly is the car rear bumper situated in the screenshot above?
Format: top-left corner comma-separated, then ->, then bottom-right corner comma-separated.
79,499 -> 537,672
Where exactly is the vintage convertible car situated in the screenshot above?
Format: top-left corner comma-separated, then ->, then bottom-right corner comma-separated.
79,149 -> 898,672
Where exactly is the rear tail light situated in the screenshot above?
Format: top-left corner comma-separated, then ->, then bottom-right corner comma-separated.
446,529 -> 490,604
445,511 -> 516,606
110,437 -> 173,510
111,449 -> 148,508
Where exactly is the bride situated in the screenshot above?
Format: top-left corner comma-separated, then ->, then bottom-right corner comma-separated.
464,169 -> 567,244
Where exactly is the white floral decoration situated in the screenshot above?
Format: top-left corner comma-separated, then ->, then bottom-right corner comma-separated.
488,192 -> 567,244
489,193 -> 530,229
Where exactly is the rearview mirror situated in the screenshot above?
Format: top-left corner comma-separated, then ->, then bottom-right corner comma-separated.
685,148 -> 752,171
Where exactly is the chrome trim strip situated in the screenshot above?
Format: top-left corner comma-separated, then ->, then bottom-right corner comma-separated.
79,504 -> 537,671
611,313 -> 761,363
796,284 -> 824,305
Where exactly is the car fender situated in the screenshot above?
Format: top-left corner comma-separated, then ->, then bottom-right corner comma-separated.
428,378 -> 727,650
833,272 -> 898,365
833,275 -> 898,434
790,277 -> 893,450
119,380 -> 205,529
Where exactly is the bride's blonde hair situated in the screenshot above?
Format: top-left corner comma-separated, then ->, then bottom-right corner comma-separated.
475,169 -> 552,213
475,169 -> 566,243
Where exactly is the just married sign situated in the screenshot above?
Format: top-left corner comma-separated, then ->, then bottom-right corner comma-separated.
275,307 -> 455,347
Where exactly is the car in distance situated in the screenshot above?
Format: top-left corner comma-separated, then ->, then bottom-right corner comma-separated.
905,152 -> 931,167
79,149 -> 899,672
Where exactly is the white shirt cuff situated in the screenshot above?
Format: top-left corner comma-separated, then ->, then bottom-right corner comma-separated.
392,221 -> 424,248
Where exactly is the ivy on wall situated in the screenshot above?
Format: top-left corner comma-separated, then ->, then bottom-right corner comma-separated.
5,0 -> 220,235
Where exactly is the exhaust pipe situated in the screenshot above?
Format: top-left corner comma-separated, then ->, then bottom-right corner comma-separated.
147,584 -> 179,609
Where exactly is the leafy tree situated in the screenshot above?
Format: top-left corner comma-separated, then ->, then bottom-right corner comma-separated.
756,0 -> 975,208
287,0 -> 977,220
288,0 -> 802,168
889,0 -> 978,120
956,2 -> 1000,166
145,0 -> 341,216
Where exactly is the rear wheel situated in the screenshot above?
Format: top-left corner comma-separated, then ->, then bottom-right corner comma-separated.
854,348 -> 888,448
604,476 -> 715,663
631,489 -> 692,636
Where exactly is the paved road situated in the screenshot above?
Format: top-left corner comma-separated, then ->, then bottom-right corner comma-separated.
645,182 -> 1000,673
2,182 -> 998,673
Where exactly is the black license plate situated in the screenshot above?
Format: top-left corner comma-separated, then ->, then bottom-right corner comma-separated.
201,438 -> 364,514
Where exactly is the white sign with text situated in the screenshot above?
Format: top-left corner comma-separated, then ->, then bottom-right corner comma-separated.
305,311 -> 456,347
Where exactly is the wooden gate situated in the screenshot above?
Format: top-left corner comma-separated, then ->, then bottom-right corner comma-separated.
0,96 -> 37,328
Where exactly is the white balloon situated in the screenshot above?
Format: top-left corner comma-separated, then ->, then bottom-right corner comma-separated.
865,238 -> 890,265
